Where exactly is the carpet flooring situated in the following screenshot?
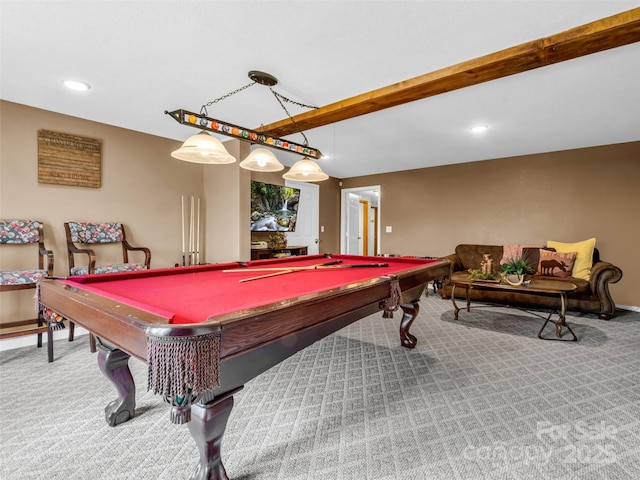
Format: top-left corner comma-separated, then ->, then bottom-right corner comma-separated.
1,294 -> 639,479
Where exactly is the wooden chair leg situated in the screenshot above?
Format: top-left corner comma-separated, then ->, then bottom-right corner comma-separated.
47,324 -> 54,363
68,321 -> 75,342
89,333 -> 97,353
37,311 -> 44,349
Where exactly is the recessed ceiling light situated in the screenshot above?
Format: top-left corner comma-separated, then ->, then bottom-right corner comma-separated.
470,125 -> 489,133
63,80 -> 91,91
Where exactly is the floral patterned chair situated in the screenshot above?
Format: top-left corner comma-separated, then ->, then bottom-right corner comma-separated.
65,222 -> 151,276
64,222 -> 151,352
0,219 -> 65,362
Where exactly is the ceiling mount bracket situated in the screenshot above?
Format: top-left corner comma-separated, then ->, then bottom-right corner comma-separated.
248,70 -> 278,87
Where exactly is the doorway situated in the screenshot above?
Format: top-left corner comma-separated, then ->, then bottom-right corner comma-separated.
340,185 -> 380,255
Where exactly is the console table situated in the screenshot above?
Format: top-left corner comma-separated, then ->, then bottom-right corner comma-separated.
250,246 -> 308,260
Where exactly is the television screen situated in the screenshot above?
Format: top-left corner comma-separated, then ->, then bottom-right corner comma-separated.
250,181 -> 300,232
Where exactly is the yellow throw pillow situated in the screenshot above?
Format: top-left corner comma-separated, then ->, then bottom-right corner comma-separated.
546,238 -> 596,280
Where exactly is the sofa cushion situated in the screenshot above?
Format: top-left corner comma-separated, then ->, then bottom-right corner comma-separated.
521,247 -> 554,271
536,250 -> 576,278
500,244 -> 542,265
455,244 -> 504,271
547,238 -> 596,281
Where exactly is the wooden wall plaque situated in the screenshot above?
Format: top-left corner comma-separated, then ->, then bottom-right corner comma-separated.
38,130 -> 102,188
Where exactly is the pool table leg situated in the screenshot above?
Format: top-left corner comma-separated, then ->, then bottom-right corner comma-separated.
97,343 -> 136,427
188,389 -> 238,480
399,301 -> 420,349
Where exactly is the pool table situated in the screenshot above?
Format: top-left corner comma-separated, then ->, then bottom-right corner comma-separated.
39,254 -> 449,480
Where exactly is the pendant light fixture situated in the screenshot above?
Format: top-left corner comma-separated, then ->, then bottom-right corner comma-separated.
283,157 -> 329,182
238,148 -> 284,172
170,131 -> 236,164
167,71 -> 328,181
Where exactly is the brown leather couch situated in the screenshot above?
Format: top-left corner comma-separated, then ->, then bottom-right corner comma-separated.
438,244 -> 623,319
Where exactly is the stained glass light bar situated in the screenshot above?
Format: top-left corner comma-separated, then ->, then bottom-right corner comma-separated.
165,109 -> 322,160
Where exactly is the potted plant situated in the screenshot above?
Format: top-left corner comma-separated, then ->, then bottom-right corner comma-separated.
267,231 -> 287,249
501,258 -> 535,286
468,269 -> 501,282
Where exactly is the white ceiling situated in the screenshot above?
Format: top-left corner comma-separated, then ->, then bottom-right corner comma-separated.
2,1 -> 639,179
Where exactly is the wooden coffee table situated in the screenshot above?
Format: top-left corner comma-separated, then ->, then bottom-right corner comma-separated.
449,272 -> 578,341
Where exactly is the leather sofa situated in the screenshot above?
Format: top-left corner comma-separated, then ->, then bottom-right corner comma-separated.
438,244 -> 623,319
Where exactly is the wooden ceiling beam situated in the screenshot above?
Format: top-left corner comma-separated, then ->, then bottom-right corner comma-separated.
260,8 -> 640,137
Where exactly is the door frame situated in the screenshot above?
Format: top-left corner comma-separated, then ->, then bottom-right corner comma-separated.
340,185 -> 381,255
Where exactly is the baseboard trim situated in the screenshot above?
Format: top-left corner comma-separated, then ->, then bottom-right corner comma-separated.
618,304 -> 640,313
0,327 -> 90,352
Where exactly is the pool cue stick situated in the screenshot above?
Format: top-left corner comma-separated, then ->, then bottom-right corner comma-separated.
225,262 -> 389,274
224,262 -> 343,273
238,260 -> 343,283
181,195 -> 185,266
196,197 -> 200,265
189,196 -> 195,265
239,269 -> 298,283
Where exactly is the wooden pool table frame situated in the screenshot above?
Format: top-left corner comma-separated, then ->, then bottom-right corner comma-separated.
39,255 -> 450,480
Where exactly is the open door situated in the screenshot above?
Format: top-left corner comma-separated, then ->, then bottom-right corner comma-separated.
341,186 -> 380,255
345,193 -> 360,254
285,180 -> 319,254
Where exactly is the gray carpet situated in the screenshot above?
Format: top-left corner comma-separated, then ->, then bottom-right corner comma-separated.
1,294 -> 639,479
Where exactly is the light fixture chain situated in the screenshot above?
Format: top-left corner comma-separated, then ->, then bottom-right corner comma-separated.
271,91 -> 319,111
200,82 -> 257,116
269,88 -> 311,146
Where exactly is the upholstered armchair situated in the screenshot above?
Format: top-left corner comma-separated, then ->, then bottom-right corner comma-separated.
0,219 -> 64,362
64,221 -> 151,276
64,221 -> 151,352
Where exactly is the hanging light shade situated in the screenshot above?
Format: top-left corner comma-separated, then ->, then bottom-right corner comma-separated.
238,148 -> 284,172
171,131 -> 236,164
282,157 -> 329,182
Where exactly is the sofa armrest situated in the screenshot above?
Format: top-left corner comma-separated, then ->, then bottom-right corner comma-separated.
441,253 -> 462,272
438,253 -> 461,289
589,261 -> 623,319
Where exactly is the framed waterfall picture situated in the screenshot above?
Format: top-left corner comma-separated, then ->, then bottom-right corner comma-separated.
250,181 -> 300,232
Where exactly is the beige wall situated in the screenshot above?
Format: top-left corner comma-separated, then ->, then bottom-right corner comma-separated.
0,101 -> 244,322
1,101 -> 208,271
2,100 -> 637,324
342,142 -> 640,308
0,101 -> 339,324
204,140 -> 252,263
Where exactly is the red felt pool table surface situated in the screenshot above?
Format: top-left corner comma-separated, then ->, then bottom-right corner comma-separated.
59,254 -> 438,325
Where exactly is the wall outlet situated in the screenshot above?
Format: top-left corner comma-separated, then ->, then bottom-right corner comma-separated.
385,226 -> 392,233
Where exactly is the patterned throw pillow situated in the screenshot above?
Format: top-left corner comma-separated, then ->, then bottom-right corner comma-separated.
536,250 -> 577,278
547,238 -> 596,280
500,244 -> 541,265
